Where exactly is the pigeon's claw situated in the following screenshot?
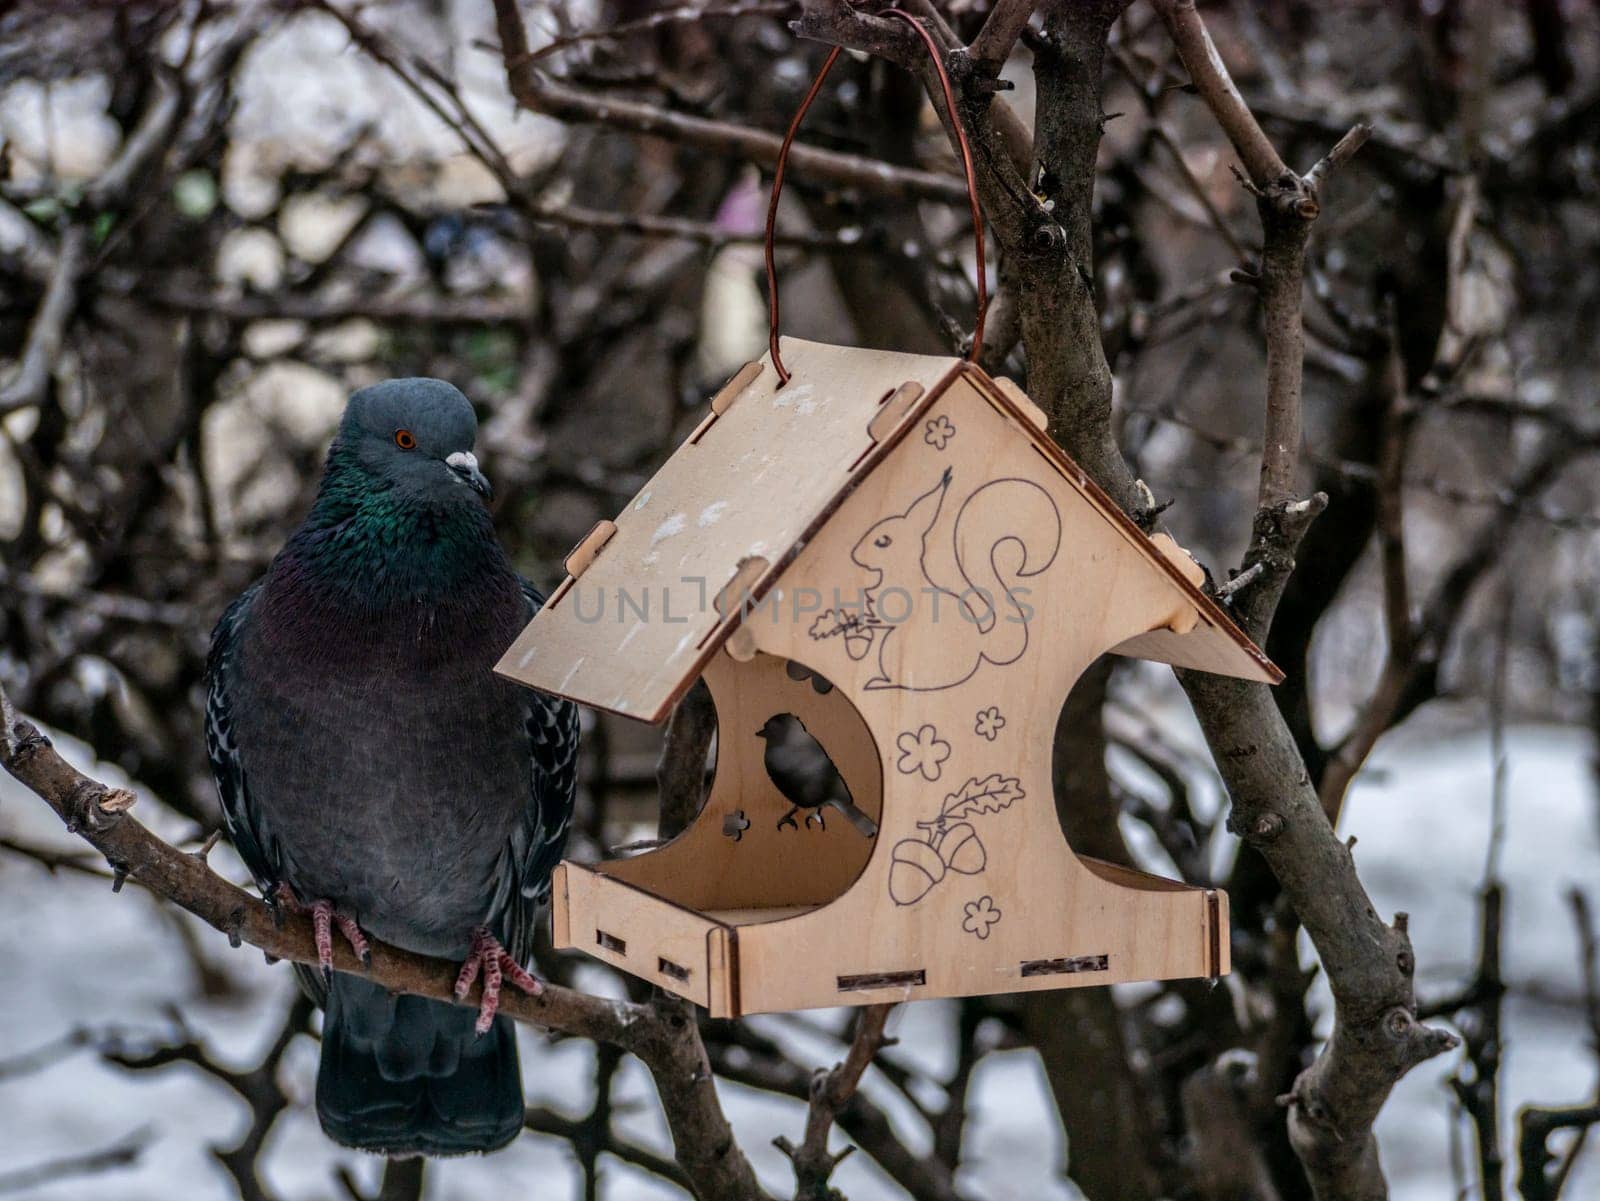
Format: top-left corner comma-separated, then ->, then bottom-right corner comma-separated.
455,926 -> 541,1035
805,809 -> 826,830
777,806 -> 800,832
274,884 -> 371,980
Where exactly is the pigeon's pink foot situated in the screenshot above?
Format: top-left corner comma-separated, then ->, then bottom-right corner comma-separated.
274,884 -> 371,980
454,926 -> 541,1034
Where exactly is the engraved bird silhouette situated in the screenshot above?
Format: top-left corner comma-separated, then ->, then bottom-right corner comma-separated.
755,714 -> 877,836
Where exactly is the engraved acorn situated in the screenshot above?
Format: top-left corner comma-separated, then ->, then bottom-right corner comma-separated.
938,822 -> 985,876
887,775 -> 1022,906
888,839 -> 946,905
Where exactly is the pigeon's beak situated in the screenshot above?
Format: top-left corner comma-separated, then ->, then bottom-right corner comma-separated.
446,451 -> 492,501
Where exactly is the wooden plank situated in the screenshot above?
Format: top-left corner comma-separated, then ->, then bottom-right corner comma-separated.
549,862 -> 571,947
702,904 -> 817,925
990,375 -> 1047,431
495,340 -> 962,721
556,863 -> 720,1008
865,381 -> 925,443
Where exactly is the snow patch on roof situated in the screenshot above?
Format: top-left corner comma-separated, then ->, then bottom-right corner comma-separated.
650,512 -> 686,545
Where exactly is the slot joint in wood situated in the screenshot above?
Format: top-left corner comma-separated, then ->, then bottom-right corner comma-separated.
865,381 -> 925,443
838,968 -> 925,991
596,929 -> 626,955
1019,954 -> 1108,978
711,361 -> 763,415
564,519 -> 617,580
543,575 -> 577,610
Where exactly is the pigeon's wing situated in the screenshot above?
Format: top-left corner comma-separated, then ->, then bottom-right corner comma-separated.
204,581 -> 282,893
493,579 -> 581,962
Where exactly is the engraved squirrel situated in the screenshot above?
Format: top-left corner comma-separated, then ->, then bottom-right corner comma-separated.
849,468 -> 1061,691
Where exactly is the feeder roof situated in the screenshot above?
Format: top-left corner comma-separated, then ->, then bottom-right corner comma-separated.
496,338 -> 1279,721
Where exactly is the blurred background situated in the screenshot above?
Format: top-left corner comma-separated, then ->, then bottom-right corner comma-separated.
0,1 -> 1597,1199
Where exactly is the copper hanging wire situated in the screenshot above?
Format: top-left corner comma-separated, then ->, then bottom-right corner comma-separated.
763,12 -> 989,385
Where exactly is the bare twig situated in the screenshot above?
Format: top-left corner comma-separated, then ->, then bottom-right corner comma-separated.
309,1 -> 518,192
967,0 -> 1039,76
1149,0 -> 1287,187
1449,884 -> 1506,1201
1213,560 -> 1264,601
0,1126 -> 151,1196
0,225 -> 86,414
1151,0 -> 1369,510
0,696 -> 776,1201
512,2 -> 794,67
146,286 -> 534,326
84,70 -> 181,211
1124,8 -> 1460,1199
1375,324 -> 1415,669
526,200 -> 869,249
491,0 -> 968,204
1518,1103 -> 1600,1201
1514,891 -> 1600,1199
525,1098 -> 690,1190
98,996 -> 314,1201
1321,435 -> 1588,817
773,1005 -> 897,1201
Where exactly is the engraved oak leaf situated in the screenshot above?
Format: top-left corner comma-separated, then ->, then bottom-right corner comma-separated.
918,773 -> 1025,834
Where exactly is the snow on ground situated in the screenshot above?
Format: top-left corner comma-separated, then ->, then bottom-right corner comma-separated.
1,722 -> 1594,1199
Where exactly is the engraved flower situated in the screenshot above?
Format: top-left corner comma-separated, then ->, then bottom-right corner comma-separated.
974,706 -> 1006,741
924,415 -> 956,450
896,723 -> 951,781
962,895 -> 1002,940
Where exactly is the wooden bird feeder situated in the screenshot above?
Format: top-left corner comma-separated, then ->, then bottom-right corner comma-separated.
498,19 -> 1276,1016
496,338 -> 1280,1017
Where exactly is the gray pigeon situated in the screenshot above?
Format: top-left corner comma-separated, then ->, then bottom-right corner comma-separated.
204,379 -> 578,1157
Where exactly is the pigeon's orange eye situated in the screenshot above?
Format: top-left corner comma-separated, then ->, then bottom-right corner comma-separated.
394,429 -> 417,450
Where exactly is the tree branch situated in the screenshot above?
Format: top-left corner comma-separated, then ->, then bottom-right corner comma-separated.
1148,0 -> 1287,188
0,225 -> 87,415
0,696 -> 775,1201
490,0 -> 968,204
774,1005 -> 896,1201
1151,0 -> 1369,510
967,0 -> 1039,77
97,995 -> 315,1201
1515,889 -> 1600,1200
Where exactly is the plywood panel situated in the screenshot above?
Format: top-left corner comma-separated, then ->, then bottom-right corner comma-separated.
720,378 -> 1233,1013
601,650 -> 883,911
557,863 -> 722,1008
496,339 -> 962,721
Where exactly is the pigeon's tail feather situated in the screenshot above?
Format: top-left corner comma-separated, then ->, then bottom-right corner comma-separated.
317,974 -> 523,1157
